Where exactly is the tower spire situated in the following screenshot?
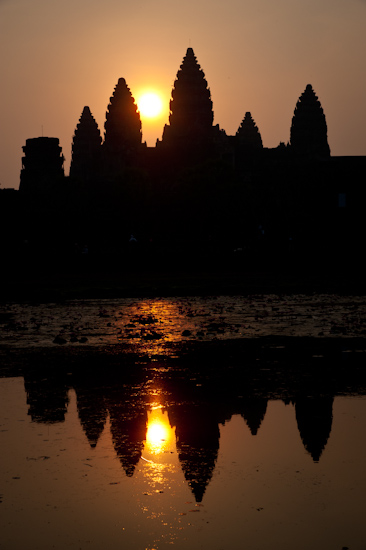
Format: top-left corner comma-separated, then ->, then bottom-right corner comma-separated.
290,84 -> 330,157
162,48 -> 214,147
70,106 -> 102,182
104,78 -> 142,177
236,112 -> 263,150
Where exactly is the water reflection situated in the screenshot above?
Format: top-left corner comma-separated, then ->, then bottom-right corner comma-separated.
142,408 -> 177,489
108,388 -> 147,477
18,342 -> 364,505
3,294 -> 366,349
23,382 -> 333,480
116,299 -> 185,355
75,383 -> 108,448
295,396 -> 333,462
145,408 -> 174,456
169,403 -> 220,502
239,396 -> 268,435
24,369 -> 70,424
24,371 -> 334,503
1,348 -> 366,550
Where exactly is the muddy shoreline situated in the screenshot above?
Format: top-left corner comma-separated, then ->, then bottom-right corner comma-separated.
2,292 -> 366,395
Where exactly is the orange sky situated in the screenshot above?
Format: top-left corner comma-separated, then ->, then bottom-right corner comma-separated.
1,0 -> 366,188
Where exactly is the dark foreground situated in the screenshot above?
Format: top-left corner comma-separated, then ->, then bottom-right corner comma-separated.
2,258 -> 366,303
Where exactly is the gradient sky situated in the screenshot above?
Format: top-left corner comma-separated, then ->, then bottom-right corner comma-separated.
1,0 -> 365,189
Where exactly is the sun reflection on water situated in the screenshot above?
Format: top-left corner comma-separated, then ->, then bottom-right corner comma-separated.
141,407 -> 177,488
144,407 -> 175,456
146,419 -> 168,454
116,299 -> 193,354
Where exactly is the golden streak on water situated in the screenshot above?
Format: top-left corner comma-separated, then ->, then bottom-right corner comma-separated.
145,407 -> 174,455
141,407 -> 177,488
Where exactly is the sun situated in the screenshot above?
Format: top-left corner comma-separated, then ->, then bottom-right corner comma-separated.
137,92 -> 163,119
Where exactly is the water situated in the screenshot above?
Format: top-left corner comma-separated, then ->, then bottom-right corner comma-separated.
1,294 -> 366,349
1,295 -> 366,549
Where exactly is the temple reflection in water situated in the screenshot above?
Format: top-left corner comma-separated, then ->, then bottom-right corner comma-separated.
20,352 -> 344,503
2,294 -> 366,550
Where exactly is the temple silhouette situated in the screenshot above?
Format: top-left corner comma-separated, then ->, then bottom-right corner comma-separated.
2,47 -> 365,271
20,334 -> 365,502
168,402 -> 220,502
22,370 -> 336,501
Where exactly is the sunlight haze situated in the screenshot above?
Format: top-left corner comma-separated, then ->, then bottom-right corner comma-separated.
137,92 -> 165,120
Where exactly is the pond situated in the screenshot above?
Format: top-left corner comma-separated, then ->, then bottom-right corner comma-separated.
1,295 -> 366,549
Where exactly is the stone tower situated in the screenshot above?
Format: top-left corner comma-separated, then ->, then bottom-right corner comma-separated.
290,84 -> 330,157
69,106 -> 102,183
161,47 -> 214,148
103,78 -> 142,177
236,112 -> 263,150
19,137 -> 65,193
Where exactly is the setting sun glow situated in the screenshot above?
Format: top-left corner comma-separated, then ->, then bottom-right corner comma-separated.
137,92 -> 163,118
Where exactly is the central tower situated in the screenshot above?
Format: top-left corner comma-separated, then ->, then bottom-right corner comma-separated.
161,48 -> 214,149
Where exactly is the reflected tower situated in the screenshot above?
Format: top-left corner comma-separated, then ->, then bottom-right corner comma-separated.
168,404 -> 220,502
240,397 -> 268,435
107,391 -> 147,477
75,385 -> 108,448
295,395 -> 334,462
23,372 -> 70,424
